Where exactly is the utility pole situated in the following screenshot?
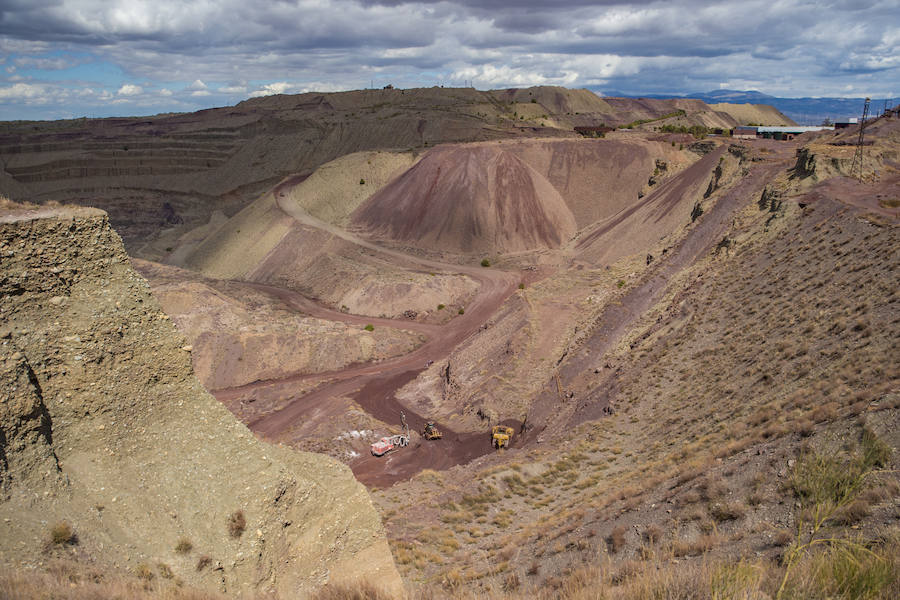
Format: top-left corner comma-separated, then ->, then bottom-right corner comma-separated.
851,98 -> 870,182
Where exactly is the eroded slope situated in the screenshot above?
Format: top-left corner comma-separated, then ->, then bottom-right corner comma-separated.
351,144 -> 578,254
0,205 -> 402,597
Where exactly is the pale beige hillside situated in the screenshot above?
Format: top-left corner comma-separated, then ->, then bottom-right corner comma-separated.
0,206 -> 402,598
136,260 -> 425,391
182,191 -> 292,279
289,150 -> 418,226
709,102 -> 795,125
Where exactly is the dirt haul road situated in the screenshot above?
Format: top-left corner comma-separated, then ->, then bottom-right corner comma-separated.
214,180 -> 520,486
219,139 -> 794,487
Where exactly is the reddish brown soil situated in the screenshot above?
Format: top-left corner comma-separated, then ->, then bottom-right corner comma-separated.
216,138 -> 799,487
576,145 -> 726,253
213,212 -> 520,485
529,141 -> 797,433
351,144 -> 577,254
803,174 -> 900,218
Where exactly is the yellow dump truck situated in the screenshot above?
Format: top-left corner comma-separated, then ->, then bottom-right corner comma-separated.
491,425 -> 514,449
423,422 -> 443,440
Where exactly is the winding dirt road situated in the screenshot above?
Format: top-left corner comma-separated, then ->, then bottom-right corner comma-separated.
215,138 -> 796,487
214,180 -> 521,485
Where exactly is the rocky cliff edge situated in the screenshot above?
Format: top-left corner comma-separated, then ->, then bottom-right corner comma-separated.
0,204 -> 402,597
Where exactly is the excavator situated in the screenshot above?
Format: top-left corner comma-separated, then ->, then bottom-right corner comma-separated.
491,425 -> 514,449
423,421 -> 442,440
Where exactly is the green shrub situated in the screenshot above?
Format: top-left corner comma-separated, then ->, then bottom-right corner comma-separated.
458,308 -> 465,315
518,283 -> 525,289
480,258 -> 491,267
359,178 -> 365,185
437,304 -> 445,310
364,324 -> 374,332
617,280 -> 626,288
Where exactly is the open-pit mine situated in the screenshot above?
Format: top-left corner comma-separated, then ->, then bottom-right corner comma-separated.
2,86 -> 898,599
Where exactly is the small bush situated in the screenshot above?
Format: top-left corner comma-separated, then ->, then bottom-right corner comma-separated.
518,283 -> 525,289
773,529 -> 793,547
175,538 -> 193,554
832,499 -> 871,525
480,258 -> 491,267
359,178 -> 365,185
227,510 -> 246,538
437,304 -> 445,310
617,280 -> 626,288
157,563 -> 174,579
503,572 -> 521,591
643,524 -> 663,545
364,324 -> 374,332
458,308 -> 464,315
710,502 -> 746,522
135,563 -> 154,581
608,525 -> 627,553
691,202 -> 704,222
49,522 -> 77,546
861,426 -> 891,468
671,534 -> 720,557
196,555 -> 212,571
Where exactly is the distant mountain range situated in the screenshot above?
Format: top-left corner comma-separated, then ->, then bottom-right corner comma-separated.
600,89 -> 897,125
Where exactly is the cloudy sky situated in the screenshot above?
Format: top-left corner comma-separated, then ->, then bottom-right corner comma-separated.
1,0 -> 898,120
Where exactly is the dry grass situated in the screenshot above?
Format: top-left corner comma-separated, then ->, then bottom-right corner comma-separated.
671,533 -> 722,558
709,501 -> 746,522
0,565 -> 223,600
521,532 -> 900,599
310,580 -> 393,600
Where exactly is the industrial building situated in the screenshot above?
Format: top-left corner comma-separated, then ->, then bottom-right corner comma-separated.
732,125 -> 835,141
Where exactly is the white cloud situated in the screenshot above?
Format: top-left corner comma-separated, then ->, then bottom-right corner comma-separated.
249,81 -> 294,97
0,83 -> 45,100
117,83 -> 143,96
13,56 -> 75,70
452,63 -> 579,88
0,0 -> 897,119
219,84 -> 247,94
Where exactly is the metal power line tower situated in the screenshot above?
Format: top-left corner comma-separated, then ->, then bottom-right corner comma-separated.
851,97 -> 870,182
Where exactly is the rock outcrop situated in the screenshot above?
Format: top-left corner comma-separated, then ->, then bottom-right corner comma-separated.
0,205 -> 402,597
